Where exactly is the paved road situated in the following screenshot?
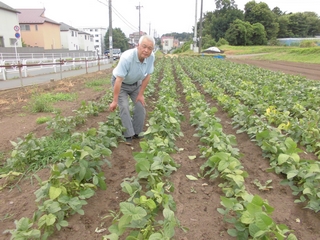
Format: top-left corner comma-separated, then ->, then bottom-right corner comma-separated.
0,63 -> 112,90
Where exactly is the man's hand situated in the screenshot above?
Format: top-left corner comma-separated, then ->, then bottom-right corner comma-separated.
109,101 -> 118,111
136,94 -> 145,106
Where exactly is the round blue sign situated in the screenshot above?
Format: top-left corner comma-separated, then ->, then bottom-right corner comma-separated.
15,32 -> 20,38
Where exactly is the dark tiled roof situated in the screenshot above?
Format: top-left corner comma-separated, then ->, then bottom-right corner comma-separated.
60,22 -> 79,31
17,8 -> 60,25
0,1 -> 20,13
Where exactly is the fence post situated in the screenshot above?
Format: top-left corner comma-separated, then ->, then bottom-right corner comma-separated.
60,58 -> 63,80
18,61 -> 23,87
22,59 -> 27,77
53,59 -> 57,73
0,60 -> 7,80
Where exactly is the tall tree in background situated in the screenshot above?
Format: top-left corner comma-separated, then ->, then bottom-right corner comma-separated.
104,28 -> 129,52
244,1 -> 279,40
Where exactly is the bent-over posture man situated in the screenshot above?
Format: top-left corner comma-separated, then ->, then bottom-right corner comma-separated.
109,35 -> 155,145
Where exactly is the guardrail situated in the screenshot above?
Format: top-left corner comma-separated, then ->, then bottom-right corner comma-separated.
0,57 -> 109,86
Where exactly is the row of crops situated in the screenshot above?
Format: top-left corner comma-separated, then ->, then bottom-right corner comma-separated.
4,55 -> 319,239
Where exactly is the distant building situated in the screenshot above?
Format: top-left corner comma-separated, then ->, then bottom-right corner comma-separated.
79,27 -> 107,56
78,31 -> 95,52
0,1 -> 22,48
161,36 -> 175,53
17,8 -> 61,49
60,22 -> 79,50
129,31 -> 147,45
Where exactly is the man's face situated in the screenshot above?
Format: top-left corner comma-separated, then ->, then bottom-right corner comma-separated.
137,39 -> 154,60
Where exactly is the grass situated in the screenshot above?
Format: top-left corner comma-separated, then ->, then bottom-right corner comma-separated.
220,45 -> 320,64
27,92 -> 78,113
36,116 -> 52,124
85,78 -> 109,91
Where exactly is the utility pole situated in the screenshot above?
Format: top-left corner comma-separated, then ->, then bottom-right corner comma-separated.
136,2 -> 143,38
193,0 -> 198,53
198,0 -> 203,54
109,0 -> 113,62
149,22 -> 151,35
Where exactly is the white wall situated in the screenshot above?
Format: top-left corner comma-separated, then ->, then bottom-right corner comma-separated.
0,9 -> 22,47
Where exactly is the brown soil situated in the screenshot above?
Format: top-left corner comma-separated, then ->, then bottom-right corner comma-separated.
0,58 -> 320,240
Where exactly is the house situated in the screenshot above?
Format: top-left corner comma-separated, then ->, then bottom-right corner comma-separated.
129,31 -> 147,45
0,1 -> 22,48
161,36 -> 174,53
60,22 -> 80,50
79,27 -> 107,56
78,31 -> 95,52
17,8 -> 61,49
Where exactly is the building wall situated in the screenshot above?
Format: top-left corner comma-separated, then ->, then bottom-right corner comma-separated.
21,22 -> 61,49
0,9 -> 22,47
79,34 -> 95,51
80,27 -> 107,56
60,30 -> 80,50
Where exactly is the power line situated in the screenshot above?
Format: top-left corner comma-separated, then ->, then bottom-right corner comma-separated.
97,0 -> 138,32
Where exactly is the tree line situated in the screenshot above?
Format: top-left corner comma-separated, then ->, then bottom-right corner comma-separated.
200,0 -> 320,46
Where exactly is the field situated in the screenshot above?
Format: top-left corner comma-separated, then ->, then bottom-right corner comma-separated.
0,56 -> 320,240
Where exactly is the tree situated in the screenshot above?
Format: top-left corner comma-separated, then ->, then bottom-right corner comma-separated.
202,8 -> 244,42
251,23 -> 267,45
288,13 -> 308,37
244,1 -> 279,40
104,28 -> 129,52
277,15 -> 291,38
215,0 -> 237,11
225,19 -> 253,46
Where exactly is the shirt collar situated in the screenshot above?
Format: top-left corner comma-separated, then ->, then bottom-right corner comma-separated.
134,48 -> 147,64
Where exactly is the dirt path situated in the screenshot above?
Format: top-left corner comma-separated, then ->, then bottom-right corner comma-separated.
228,58 -> 320,81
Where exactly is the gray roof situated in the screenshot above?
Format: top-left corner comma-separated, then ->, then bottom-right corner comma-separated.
0,1 -> 20,13
60,22 -> 79,31
17,8 -> 60,25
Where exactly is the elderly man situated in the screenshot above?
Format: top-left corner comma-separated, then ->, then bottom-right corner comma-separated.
109,35 -> 155,145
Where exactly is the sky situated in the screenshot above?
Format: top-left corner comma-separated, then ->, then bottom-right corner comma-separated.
4,0 -> 320,37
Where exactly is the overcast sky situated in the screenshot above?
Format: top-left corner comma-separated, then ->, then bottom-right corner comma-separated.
5,0 -> 320,37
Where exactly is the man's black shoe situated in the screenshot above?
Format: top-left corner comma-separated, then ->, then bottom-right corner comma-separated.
133,134 -> 144,139
125,137 -> 132,145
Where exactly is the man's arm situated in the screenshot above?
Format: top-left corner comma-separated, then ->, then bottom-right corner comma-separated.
136,74 -> 151,106
109,76 -> 123,111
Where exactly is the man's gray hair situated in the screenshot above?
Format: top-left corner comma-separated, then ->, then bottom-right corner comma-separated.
139,35 -> 155,46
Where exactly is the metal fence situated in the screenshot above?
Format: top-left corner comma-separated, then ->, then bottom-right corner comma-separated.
0,56 -> 110,81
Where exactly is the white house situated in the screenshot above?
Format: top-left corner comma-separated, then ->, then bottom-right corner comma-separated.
60,22 -> 80,50
161,36 -> 174,53
0,1 -> 22,48
78,31 -> 95,52
79,27 -> 107,56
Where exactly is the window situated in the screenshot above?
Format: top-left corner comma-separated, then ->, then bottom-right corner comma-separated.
35,25 -> 38,31
10,38 -> 17,46
20,24 -> 30,31
95,29 -> 98,32
71,31 -> 74,37
0,36 -> 4,47
75,32 -> 77,37
95,40 -> 99,43
95,34 -> 99,37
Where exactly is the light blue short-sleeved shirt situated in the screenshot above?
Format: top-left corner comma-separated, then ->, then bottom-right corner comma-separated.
112,48 -> 155,85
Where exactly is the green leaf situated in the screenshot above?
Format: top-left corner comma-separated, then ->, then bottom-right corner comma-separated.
49,186 -> 62,200
186,175 -> 198,180
119,202 -> 147,221
79,188 -> 95,199
169,116 -> 178,123
59,220 -> 69,227
278,154 -> 289,165
149,233 -> 163,240
240,211 -> 254,224
255,212 -> 273,230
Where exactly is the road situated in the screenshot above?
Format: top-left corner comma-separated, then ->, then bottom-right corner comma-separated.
0,63 -> 112,90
